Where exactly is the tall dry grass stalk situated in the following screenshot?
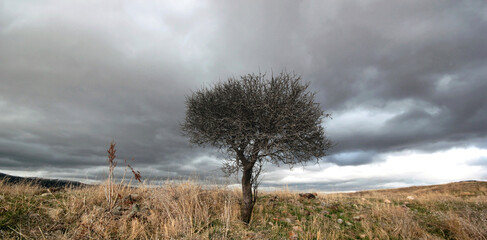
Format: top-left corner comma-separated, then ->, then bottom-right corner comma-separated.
105,140 -> 118,210
104,141 -> 143,211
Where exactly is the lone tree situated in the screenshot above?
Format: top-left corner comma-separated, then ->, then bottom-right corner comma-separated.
182,72 -> 332,223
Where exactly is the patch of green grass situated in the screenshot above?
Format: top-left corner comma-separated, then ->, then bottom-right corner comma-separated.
0,205 -> 30,230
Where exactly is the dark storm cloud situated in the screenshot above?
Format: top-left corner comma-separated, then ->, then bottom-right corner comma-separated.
0,0 -> 218,179
301,1 -> 487,155
198,0 -> 487,156
1,1 -> 486,189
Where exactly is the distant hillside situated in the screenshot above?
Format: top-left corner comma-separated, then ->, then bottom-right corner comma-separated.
0,172 -> 87,188
354,180 -> 487,197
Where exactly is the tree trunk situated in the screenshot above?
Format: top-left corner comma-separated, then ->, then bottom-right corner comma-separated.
241,165 -> 254,224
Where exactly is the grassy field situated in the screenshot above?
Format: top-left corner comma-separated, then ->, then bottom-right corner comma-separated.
1,179 -> 486,239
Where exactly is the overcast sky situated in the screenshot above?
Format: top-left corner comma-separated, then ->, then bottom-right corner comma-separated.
1,0 -> 487,191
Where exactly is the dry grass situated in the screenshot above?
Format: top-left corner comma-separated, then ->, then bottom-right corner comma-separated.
1,180 -> 486,239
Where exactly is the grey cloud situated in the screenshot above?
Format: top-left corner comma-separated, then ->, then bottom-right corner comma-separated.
1,1 -> 486,190
306,2 -> 487,156
325,151 -> 379,166
0,1 -> 207,178
200,0 -> 487,156
468,157 -> 487,167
